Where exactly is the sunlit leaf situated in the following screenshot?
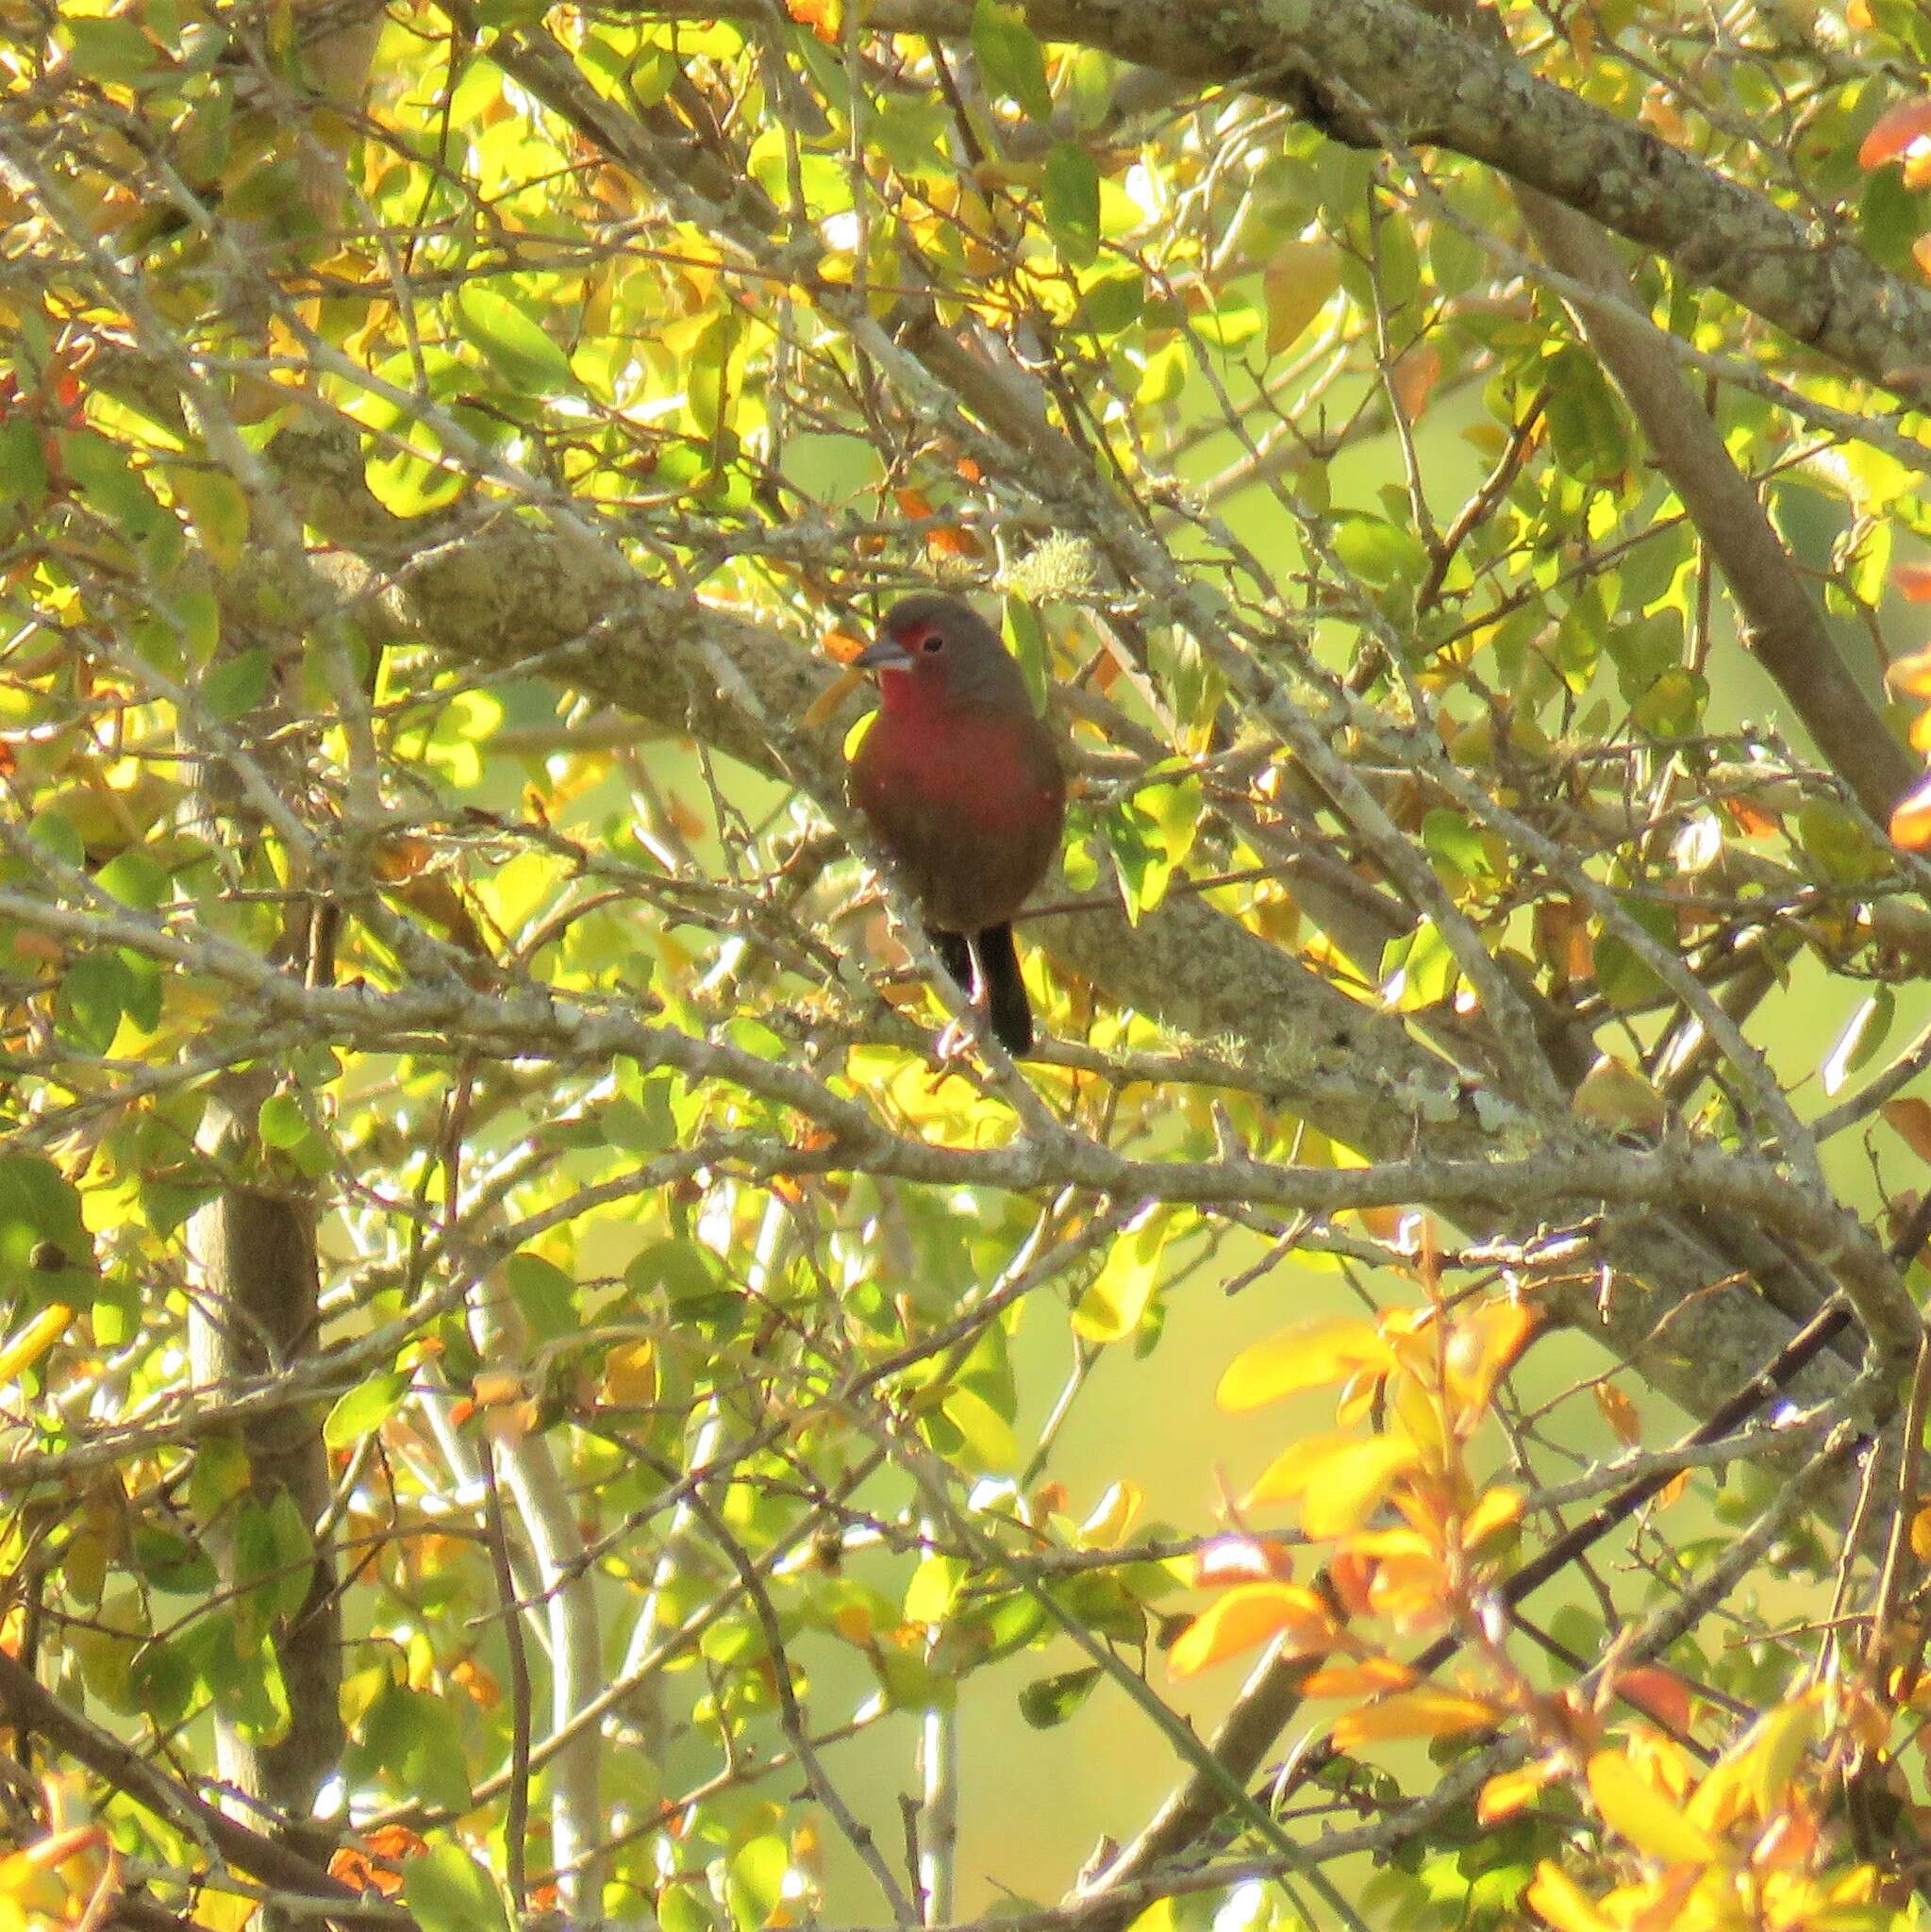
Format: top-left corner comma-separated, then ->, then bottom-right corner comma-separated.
453,283 -> 576,395
1167,1582 -> 1335,1676
1587,1750 -> 1718,1863
1246,1435 -> 1421,1536
404,1843 -> 509,1932
1330,1684 -> 1495,1747
1262,239 -> 1340,356
1218,1317 -> 1392,1410
1073,1204 -> 1179,1343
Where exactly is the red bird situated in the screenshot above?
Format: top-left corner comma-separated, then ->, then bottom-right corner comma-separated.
848,594 -> 1067,1054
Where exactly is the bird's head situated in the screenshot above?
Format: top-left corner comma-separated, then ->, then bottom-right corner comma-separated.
856,594 -> 1031,714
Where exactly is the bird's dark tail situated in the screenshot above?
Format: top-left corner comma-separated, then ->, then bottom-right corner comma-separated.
929,929 -> 975,997
972,923 -> 1034,1055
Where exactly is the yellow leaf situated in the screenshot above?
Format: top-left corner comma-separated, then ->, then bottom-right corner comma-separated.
1525,1862 -> 1612,1932
1573,1055 -> 1668,1135
1167,1582 -> 1336,1677
1477,1761 -> 1556,1825
1078,1480 -> 1143,1548
1742,1697 -> 1820,1816
1462,1486 -> 1524,1549
161,462 -> 251,571
1442,1300 -> 1539,1421
1250,1436 -> 1425,1539
1911,1504 -> 1931,1561
1260,239 -> 1340,357
1217,1316 -> 1390,1410
1331,1684 -> 1495,1748
1587,1750 -> 1720,1865
0,1303 -> 75,1384
802,663 -> 864,732
1074,1206 -> 1185,1343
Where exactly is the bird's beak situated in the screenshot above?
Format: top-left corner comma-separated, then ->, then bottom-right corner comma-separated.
855,635 -> 915,673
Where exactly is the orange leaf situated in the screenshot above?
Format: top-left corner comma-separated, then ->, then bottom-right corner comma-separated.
1886,641 -> 1931,694
1331,1684 -> 1496,1748
1890,774 -> 1931,851
1859,98 -> 1931,170
1301,1657 -> 1414,1699
894,486 -> 936,520
1911,1503 -> 1931,1560
1594,1380 -> 1640,1446
1443,1300 -> 1539,1420
1477,1761 -> 1556,1824
1617,1666 -> 1694,1734
1217,1317 -> 1392,1410
1883,1095 -> 1931,1161
1168,1582 -> 1337,1677
1390,342 -> 1441,422
926,524 -> 987,560
1915,233 -> 1931,278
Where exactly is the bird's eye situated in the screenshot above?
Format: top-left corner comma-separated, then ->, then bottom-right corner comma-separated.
921,633 -> 944,654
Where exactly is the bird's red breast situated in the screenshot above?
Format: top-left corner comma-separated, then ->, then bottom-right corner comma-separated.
850,686 -> 1065,935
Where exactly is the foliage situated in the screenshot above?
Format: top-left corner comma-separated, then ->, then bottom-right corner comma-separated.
5,0 -> 1931,1926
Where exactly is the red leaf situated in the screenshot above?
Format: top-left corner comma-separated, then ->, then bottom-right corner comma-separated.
1860,98 -> 1931,170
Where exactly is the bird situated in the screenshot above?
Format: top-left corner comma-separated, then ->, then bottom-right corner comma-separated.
847,593 -> 1067,1055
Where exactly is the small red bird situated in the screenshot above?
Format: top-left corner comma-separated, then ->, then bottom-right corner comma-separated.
848,594 -> 1067,1054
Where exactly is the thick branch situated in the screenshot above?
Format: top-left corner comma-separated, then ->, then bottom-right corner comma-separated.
839,0 -> 1931,408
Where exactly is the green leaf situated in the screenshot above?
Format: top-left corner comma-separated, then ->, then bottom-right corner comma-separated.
506,1249 -> 576,1345
972,0 -> 1053,121
256,1094 -> 308,1150
0,418 -> 49,511
325,1371 -> 408,1449
1420,808 -> 1490,883
1074,1205 -> 1181,1343
1798,802 -> 1891,886
200,647 -> 274,723
1629,666 -> 1706,740
65,15 -> 161,83
727,1834 -> 790,1932
57,952 -> 132,1055
132,1524 -> 217,1595
405,1843 -> 511,1932
162,463 -> 251,570
264,1488 -> 316,1620
1043,143 -> 1101,266
453,283 -> 576,395
1124,774 -> 1202,914
362,1683 -> 474,1814
1073,268 -> 1143,337
939,1383 -> 1018,1473
1019,1664 -> 1102,1728
95,849 -> 168,912
905,1553 -> 966,1624
1334,513 -> 1425,590
0,1154 -> 88,1268
56,430 -> 170,546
